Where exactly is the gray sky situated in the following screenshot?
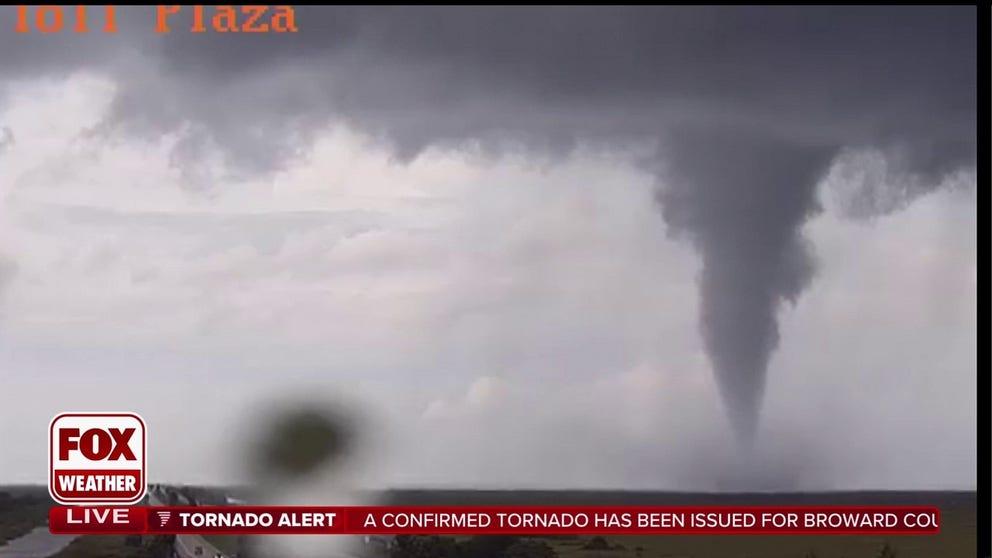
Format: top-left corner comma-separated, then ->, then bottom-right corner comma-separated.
0,6 -> 976,491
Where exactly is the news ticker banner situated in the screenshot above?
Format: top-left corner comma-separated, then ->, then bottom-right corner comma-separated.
49,506 -> 940,535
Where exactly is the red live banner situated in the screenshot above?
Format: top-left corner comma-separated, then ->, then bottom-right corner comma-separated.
49,506 -> 940,535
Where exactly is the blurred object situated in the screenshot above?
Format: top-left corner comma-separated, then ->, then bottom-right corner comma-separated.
252,407 -> 354,480
241,398 -> 383,558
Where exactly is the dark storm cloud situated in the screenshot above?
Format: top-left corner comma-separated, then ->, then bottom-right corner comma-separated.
141,7 -> 974,152
0,6 -> 976,442
2,5 -> 975,190
0,7 -> 150,76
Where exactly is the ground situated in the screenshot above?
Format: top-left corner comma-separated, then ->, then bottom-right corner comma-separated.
0,487 -> 50,545
48,535 -> 174,558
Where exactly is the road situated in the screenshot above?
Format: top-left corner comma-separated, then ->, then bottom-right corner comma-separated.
0,527 -> 75,558
148,487 -> 230,558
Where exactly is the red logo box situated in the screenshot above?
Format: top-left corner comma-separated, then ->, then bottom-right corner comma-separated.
49,412 -> 146,505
